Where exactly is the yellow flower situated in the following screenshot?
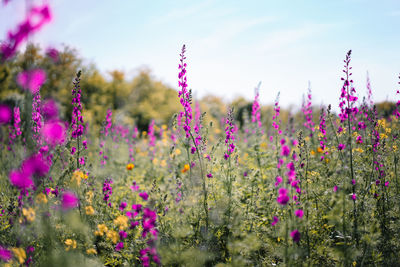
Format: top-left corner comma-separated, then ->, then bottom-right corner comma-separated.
160,160 -> 167,167
114,215 -> 129,230
65,239 -> 77,251
11,248 -> 26,264
385,127 -> 392,134
152,158 -> 159,165
380,133 -> 388,139
181,164 -> 190,173
142,131 -> 147,137
86,191 -> 94,204
310,150 -> 315,156
393,145 -> 398,152
161,124 -> 167,130
317,147 -> 324,153
126,163 -> 135,170
86,248 -> 97,255
71,170 -> 85,186
36,193 -> 48,204
22,207 -> 35,222
95,224 -> 108,236
85,206 -> 95,215
106,230 -> 119,244
175,148 -> 181,156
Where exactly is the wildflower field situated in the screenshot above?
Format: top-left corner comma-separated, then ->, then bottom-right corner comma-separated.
1,2 -> 400,267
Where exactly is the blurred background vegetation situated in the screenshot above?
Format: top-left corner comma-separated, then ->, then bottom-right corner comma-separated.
1,44 -> 397,133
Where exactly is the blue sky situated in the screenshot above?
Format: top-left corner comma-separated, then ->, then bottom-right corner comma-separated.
1,0 -> 400,108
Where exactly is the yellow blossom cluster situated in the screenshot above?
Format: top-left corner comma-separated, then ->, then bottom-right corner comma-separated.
65,239 -> 77,251
22,207 -> 35,222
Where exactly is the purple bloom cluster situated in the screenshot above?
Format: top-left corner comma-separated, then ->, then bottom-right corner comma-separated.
251,84 -> 262,129
9,153 -> 49,191
301,86 -> 314,136
0,104 -> 12,125
338,50 -> 359,124
32,92 -> 43,146
177,45 -> 193,140
17,69 -> 46,95
224,108 -> 236,160
148,119 -> 156,147
1,5 -> 52,60
271,93 -> 282,138
7,107 -> 22,150
99,109 -> 112,166
395,73 -> 400,118
71,72 -> 84,139
102,178 -> 113,207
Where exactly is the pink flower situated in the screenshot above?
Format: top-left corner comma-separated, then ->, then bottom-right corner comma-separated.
62,191 -> 79,210
9,170 -> 33,190
21,154 -> 49,177
271,216 -> 279,226
281,145 -> 290,156
290,229 -> 301,242
1,5 -> 52,60
351,193 -> 357,201
16,69 -> 46,94
333,185 -> 338,192
0,247 -> 12,262
139,192 -> 149,201
46,47 -> 59,63
294,209 -> 304,218
0,104 -> 11,125
338,143 -> 345,151
277,194 -> 289,205
115,242 -> 124,251
119,202 -> 127,211
119,231 -> 128,240
42,99 -> 59,120
42,120 -> 66,146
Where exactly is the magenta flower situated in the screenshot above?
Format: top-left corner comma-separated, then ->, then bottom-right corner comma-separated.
62,191 -> 79,210
277,187 -> 290,205
290,229 -> 301,242
277,194 -> 290,205
351,193 -> 357,201
119,231 -> 128,240
42,99 -> 59,120
115,242 -> 124,251
275,176 -> 283,187
294,209 -> 304,218
1,5 -> 52,60
281,145 -> 290,156
46,47 -> 59,63
42,120 -> 66,146
338,143 -> 345,151
271,216 -> 279,226
9,170 -> 33,190
0,104 -> 11,124
119,202 -> 127,211
16,69 -> 46,94
251,83 -> 262,129
333,185 -> 338,192
132,204 -> 142,212
139,192 -> 149,201
207,173 -> 213,178
0,247 -> 12,262
21,154 -> 49,177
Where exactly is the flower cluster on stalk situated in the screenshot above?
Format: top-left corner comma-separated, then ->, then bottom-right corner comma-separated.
224,108 -> 236,160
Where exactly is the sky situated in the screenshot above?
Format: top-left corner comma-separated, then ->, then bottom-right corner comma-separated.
1,0 -> 400,109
